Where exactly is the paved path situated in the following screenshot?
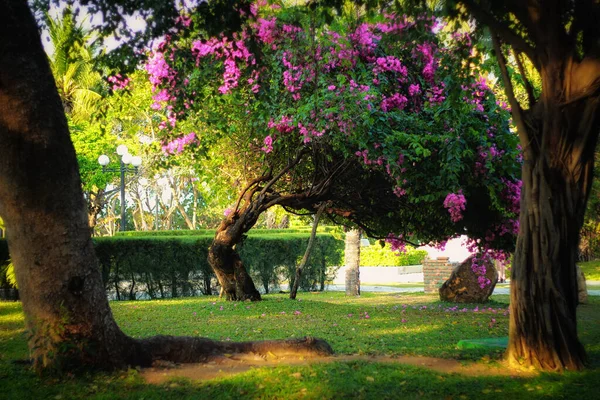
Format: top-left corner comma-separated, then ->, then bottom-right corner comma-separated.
319,284 -> 600,296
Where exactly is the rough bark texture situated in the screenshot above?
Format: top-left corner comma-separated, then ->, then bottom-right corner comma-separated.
208,216 -> 262,301
472,1 -> 600,371
0,0 -> 333,372
501,57 -> 599,371
508,153 -> 591,371
344,229 -> 360,296
439,256 -> 497,303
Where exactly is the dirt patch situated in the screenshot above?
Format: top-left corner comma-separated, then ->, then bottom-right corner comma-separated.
141,354 -> 536,384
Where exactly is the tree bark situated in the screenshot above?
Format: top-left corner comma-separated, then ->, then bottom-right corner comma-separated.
505,59 -> 600,371
290,204 -> 325,299
207,214 -> 262,301
508,154 -> 591,371
0,0 -> 332,372
344,229 -> 361,296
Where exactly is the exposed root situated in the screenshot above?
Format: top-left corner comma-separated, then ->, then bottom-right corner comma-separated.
137,336 -> 333,365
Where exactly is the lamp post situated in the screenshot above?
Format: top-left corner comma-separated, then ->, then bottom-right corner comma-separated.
98,145 -> 142,231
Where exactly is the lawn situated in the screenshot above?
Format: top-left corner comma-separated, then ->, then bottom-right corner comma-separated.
1,292 -> 599,399
579,260 -> 600,281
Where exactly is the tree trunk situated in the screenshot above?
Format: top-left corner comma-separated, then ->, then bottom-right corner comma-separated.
290,204 -> 325,299
345,229 -> 361,296
0,0 -> 332,372
0,0 -> 149,371
208,215 -> 261,301
506,58 -> 600,371
508,153 -> 591,371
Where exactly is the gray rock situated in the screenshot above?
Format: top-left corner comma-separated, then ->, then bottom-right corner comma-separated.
439,256 -> 497,303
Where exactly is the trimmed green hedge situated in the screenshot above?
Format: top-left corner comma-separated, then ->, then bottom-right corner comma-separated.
238,234 -> 343,293
0,233 -> 343,300
360,244 -> 428,266
115,227 -> 340,237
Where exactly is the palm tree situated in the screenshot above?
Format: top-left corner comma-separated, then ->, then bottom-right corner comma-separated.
47,8 -> 105,122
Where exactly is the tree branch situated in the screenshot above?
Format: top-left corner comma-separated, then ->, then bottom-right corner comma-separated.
513,48 -> 536,109
491,33 -> 535,156
257,148 -> 306,200
460,0 -> 539,70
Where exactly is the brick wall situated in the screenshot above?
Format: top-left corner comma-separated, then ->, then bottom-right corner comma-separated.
422,257 -> 458,293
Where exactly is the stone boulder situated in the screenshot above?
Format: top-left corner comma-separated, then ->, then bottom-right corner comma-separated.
577,265 -> 588,305
439,256 -> 497,303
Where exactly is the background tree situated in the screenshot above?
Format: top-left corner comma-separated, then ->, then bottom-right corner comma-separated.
448,0 -> 600,371
0,0 -> 332,373
148,2 -> 521,300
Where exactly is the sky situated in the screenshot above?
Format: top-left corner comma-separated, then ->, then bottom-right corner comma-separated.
41,1 -> 148,57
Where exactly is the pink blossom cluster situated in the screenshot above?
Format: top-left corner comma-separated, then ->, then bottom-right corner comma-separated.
470,254 -> 492,289
461,76 -> 490,113
267,115 -> 295,134
355,149 -> 385,166
374,56 -> 408,76
162,132 -> 196,155
443,191 -> 466,222
107,74 -> 130,90
262,135 -> 274,153
427,83 -> 445,105
501,178 -> 522,214
348,23 -> 381,55
381,93 -> 408,112
414,42 -> 437,83
408,84 -> 421,96
282,51 -> 311,100
298,121 -> 324,143
385,233 -> 407,253
145,49 -> 173,87
191,36 -> 255,94
256,17 -> 278,46
151,89 -> 173,110
375,14 -> 411,34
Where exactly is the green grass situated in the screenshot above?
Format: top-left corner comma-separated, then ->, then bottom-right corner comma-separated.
579,260 -> 600,281
1,292 -> 600,399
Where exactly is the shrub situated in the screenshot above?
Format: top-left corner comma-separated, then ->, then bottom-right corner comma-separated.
360,243 -> 428,266
238,234 -> 343,293
0,233 -> 345,300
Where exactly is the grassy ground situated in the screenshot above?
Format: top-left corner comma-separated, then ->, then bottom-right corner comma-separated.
579,260 -> 600,281
1,292 -> 599,399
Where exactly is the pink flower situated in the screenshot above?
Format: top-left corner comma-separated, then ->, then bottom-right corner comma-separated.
328,85 -> 336,91
443,191 -> 466,222
262,135 -> 274,153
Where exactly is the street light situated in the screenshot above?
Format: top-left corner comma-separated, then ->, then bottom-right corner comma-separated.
98,145 -> 142,231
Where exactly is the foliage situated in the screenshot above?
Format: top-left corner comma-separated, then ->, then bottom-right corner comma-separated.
360,243 -> 427,266
2,294 -> 600,399
94,233 -> 343,299
578,261 -> 600,282
146,2 -> 521,256
0,239 -> 16,290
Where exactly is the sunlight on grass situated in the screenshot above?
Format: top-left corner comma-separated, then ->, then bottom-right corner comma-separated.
0,293 -> 599,399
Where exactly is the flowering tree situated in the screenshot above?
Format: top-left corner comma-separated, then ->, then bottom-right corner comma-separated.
147,2 -> 521,300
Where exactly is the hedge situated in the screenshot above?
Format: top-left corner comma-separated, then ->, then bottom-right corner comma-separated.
115,227 -> 340,237
97,233 -> 343,299
0,234 -> 344,301
360,243 -> 428,267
